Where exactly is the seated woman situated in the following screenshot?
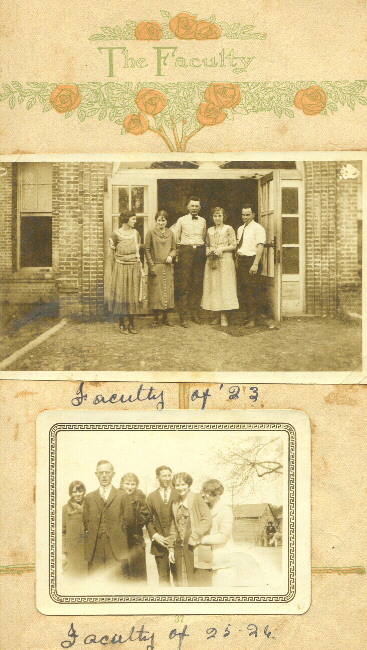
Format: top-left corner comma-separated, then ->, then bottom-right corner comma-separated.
144,210 -> 176,327
120,473 -> 151,581
201,207 -> 239,327
200,479 -> 235,587
168,472 -> 212,587
62,480 -> 88,576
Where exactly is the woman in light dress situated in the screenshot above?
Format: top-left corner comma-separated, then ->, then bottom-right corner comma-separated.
200,479 -> 235,587
107,210 -> 144,334
201,207 -> 239,327
144,210 -> 176,327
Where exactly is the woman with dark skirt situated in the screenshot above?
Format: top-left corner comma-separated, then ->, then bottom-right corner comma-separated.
120,472 -> 151,581
144,210 -> 176,327
62,480 -> 88,576
107,210 -> 144,334
168,472 -> 212,587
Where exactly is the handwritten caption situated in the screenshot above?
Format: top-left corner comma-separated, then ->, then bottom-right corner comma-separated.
61,622 -> 274,649
71,382 -> 259,411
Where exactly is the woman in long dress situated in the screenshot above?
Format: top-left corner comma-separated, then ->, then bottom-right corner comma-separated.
120,473 -> 151,582
144,210 -> 176,327
62,480 -> 88,576
168,472 -> 212,587
201,207 -> 239,327
200,479 -> 235,587
108,210 -> 143,334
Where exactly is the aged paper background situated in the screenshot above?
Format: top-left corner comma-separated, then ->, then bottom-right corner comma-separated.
1,0 -> 367,152
0,381 -> 366,648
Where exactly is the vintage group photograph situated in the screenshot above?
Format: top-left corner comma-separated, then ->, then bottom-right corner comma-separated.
0,155 -> 363,374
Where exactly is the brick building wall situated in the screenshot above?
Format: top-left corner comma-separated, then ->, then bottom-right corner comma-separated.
304,161 -> 360,315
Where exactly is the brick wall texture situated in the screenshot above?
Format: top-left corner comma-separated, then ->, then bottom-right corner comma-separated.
0,162 -> 361,318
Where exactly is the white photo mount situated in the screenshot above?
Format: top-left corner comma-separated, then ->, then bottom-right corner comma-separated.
36,409 -> 311,615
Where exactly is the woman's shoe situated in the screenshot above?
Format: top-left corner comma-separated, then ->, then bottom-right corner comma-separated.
220,313 -> 228,327
162,313 -> 174,326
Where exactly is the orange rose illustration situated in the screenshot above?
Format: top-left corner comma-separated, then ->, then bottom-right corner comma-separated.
123,113 -> 149,135
135,21 -> 163,40
294,86 -> 327,116
196,102 -> 227,126
135,88 -> 167,115
169,12 -> 197,39
195,20 -> 221,40
204,83 -> 241,109
50,84 -> 82,114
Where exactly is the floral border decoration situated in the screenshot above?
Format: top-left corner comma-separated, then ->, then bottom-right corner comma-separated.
89,11 -> 267,41
2,80 -> 366,152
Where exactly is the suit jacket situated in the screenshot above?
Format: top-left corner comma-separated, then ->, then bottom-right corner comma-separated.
168,491 -> 212,548
146,487 -> 179,557
83,486 -> 128,562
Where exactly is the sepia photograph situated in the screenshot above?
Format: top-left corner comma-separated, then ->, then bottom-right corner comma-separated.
0,154 -> 363,377
36,409 -> 311,615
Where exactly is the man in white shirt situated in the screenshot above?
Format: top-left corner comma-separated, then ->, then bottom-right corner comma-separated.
146,466 -> 179,584
174,196 -> 207,326
236,204 -> 266,327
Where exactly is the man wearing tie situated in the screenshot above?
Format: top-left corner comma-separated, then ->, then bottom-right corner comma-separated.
236,204 -> 266,328
146,466 -> 179,585
174,196 -> 207,327
83,460 -> 129,574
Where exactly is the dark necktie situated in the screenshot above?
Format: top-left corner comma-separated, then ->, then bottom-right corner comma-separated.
192,216 -> 198,220
237,223 -> 248,250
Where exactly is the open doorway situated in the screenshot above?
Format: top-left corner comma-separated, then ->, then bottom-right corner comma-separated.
157,179 -> 258,230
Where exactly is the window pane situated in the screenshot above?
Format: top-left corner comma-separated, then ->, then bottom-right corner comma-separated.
132,186 -> 145,213
282,187 -> 298,214
37,184 -> 52,211
21,163 -> 38,184
282,247 -> 299,274
282,217 -> 299,244
22,184 -> 38,211
20,217 -> 52,266
37,163 -> 53,184
118,187 -> 129,213
268,180 -> 274,211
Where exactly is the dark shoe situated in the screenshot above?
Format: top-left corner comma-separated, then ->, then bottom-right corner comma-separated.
210,316 -> 220,325
191,315 -> 202,324
151,320 -> 160,328
245,320 -> 256,329
163,315 -> 174,326
180,319 -> 188,328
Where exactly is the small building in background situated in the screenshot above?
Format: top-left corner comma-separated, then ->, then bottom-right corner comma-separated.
233,503 -> 282,546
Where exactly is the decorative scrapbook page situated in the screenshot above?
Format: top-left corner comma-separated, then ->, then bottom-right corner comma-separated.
0,1 -> 366,649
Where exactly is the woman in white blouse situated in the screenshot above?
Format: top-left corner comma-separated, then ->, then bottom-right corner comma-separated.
200,479 -> 235,587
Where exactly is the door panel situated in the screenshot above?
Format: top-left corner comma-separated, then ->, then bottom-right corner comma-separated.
258,170 -> 282,321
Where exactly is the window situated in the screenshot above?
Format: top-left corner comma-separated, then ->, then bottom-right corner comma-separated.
112,185 -> 148,245
17,163 -> 53,268
281,184 -> 301,277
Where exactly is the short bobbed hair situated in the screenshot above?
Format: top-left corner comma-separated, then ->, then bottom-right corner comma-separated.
155,210 -> 169,221
68,480 -> 86,497
211,206 -> 227,223
156,465 -> 172,477
120,209 -> 136,224
172,472 -> 193,487
120,472 -> 139,487
201,479 -> 224,497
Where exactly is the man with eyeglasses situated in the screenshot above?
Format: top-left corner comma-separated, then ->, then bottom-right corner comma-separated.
83,460 -> 129,574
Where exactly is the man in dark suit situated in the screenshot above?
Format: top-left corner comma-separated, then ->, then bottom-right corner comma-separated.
146,465 -> 178,585
83,459 -> 129,574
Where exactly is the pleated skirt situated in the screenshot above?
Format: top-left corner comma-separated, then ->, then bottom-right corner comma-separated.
108,261 -> 141,315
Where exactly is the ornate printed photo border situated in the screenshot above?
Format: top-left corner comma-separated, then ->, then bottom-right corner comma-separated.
2,80 -> 367,152
48,421 -> 296,605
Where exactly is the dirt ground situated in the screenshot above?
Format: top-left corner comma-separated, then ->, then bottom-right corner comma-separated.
3,313 -> 361,372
